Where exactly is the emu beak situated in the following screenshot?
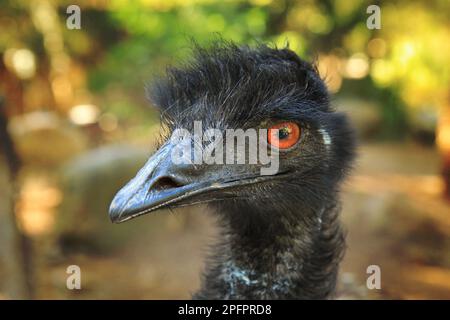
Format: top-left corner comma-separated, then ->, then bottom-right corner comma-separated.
109,143 -> 233,223
109,143 -> 199,223
109,141 -> 284,223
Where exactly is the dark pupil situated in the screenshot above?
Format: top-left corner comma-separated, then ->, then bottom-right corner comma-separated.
278,127 -> 290,140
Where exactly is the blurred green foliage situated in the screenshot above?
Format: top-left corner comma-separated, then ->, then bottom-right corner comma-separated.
1,0 -> 449,139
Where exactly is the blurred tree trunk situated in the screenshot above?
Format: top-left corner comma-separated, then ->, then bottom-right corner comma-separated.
437,109 -> 450,200
0,99 -> 31,299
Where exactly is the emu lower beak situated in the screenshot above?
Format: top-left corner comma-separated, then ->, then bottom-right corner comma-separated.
109,143 -> 267,223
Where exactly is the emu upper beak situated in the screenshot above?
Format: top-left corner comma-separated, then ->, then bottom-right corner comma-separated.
109,143 -> 197,223
109,142 -> 274,223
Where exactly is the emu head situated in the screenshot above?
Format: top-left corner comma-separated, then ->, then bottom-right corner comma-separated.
109,43 -> 354,225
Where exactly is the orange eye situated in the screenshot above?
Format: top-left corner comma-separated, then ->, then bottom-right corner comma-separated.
268,122 -> 301,149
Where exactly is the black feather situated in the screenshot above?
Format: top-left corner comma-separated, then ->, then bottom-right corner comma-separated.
146,41 -> 356,299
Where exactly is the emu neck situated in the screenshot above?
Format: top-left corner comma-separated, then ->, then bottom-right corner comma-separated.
195,199 -> 344,299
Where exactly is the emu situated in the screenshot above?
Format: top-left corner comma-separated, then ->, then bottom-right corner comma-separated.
109,42 -> 355,299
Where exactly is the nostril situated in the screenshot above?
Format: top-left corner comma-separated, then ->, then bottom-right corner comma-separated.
152,176 -> 184,191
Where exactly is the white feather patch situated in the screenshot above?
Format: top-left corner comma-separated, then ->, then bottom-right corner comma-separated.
318,128 -> 331,148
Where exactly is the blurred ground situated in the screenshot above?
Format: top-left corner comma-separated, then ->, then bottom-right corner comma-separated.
341,143 -> 450,299
27,142 -> 450,299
